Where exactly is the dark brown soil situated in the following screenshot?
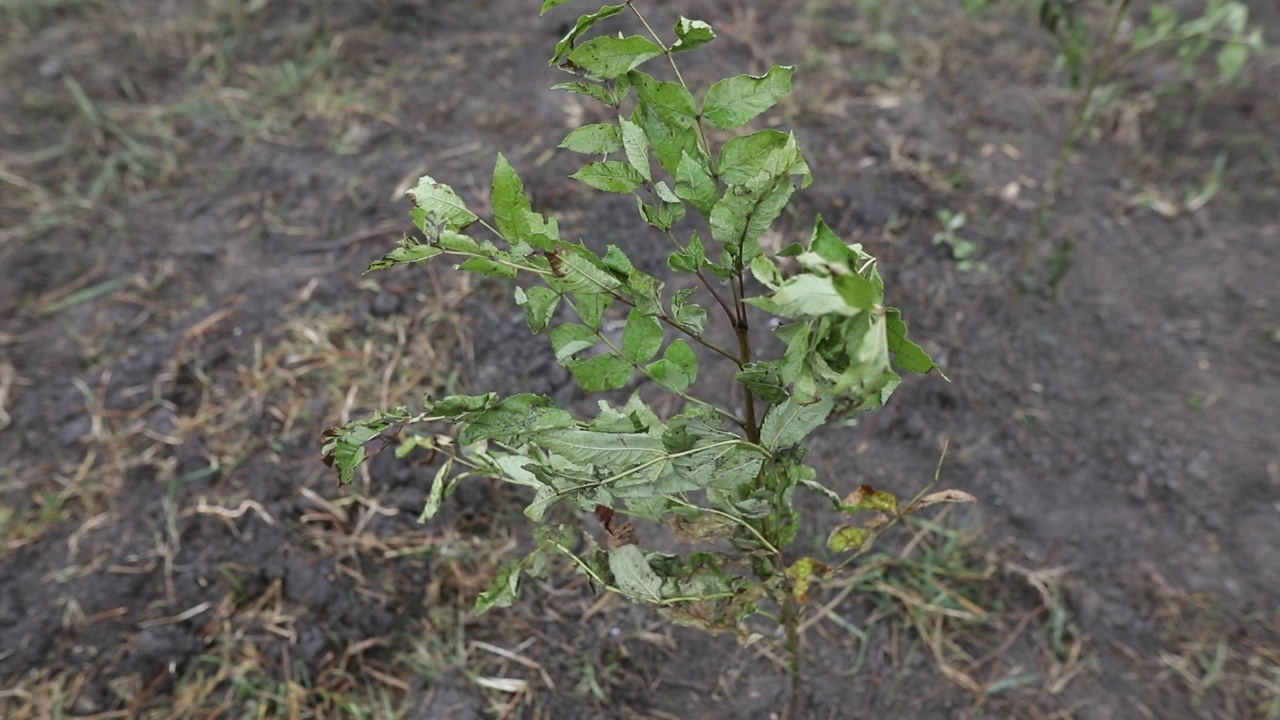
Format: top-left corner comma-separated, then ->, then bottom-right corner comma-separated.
2,1 -> 1276,718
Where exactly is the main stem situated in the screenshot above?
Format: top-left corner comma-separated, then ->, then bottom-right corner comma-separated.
780,588 -> 803,716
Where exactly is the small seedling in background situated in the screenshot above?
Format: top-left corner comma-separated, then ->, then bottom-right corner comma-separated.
931,209 -> 988,273
322,1 -> 971,715
965,0 -> 1264,287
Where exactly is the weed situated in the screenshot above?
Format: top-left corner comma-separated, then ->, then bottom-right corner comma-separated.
324,2 -> 973,715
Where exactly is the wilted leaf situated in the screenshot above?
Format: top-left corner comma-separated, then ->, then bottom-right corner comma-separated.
843,484 -> 899,515
476,561 -> 521,613
909,489 -> 977,513
670,512 -> 736,544
786,557 -> 829,602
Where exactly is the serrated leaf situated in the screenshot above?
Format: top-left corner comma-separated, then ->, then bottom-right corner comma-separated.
629,71 -> 700,176
668,232 -> 706,274
759,395 -> 833,451
752,275 -> 860,318
571,160 -> 646,193
735,362 -> 788,404
541,0 -> 578,15
476,561 -> 521,613
702,65 -> 795,129
622,309 -> 664,363
671,17 -> 716,53
709,179 -> 795,261
645,339 -> 697,393
515,286 -> 559,334
670,287 -> 706,335
560,123 -> 623,154
539,429 -> 668,467
320,408 -> 414,485
574,292 -> 611,330
550,4 -> 625,63
674,151 -> 717,216
406,175 -> 478,230
457,394 -> 576,445
548,249 -> 623,295
750,254 -> 782,289
457,256 -> 516,278
608,544 -> 663,603
367,237 -> 443,272
568,353 -> 633,391
491,154 -> 533,244
551,81 -> 616,106
550,323 -> 597,363
568,35 -> 663,80
619,117 -> 652,182
885,307 -> 940,375
718,129 -> 808,185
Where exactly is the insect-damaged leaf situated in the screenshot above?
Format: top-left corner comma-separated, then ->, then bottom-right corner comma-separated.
406,175 -> 477,231
701,65 -> 795,129
759,396 -> 834,451
476,560 -> 521,613
608,544 -> 664,603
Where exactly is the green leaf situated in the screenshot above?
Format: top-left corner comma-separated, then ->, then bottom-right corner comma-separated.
457,394 -> 576,445
560,123 -> 623,154
550,323 -> 597,363
623,271 -> 664,317
515,286 -> 559,334
833,273 -> 877,311
671,287 -> 706,335
568,35 -> 663,80
709,180 -> 795,260
1216,42 -> 1249,82
718,129 -> 809,186
735,362 -> 788,404
321,408 -> 414,485
552,81 -> 616,106
541,0 -> 578,15
568,353 -> 633,391
668,232 -> 706,274
418,458 -> 455,522
671,17 -> 716,53
629,71 -> 701,176
457,256 -> 516,278
622,309 -> 664,363
547,249 -> 624,295
619,118 -> 652,182
571,160 -> 646,193
674,151 -> 717,216
646,339 -> 697,393
550,4 -> 625,64
759,395 -> 834,451
702,65 -> 795,130
539,429 -> 668,467
608,544 -> 663,603
476,561 -> 521,613
574,292 -> 612,330
885,307 -> 939,375
428,393 -> 498,418
751,275 -> 861,318
749,254 -> 782,289
491,154 -> 532,244
406,175 -> 478,231
367,237 -> 442,272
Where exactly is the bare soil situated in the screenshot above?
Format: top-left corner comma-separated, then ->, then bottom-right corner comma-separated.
2,1 -> 1277,718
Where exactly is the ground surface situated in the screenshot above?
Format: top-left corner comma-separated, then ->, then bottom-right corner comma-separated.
1,1 -> 1277,718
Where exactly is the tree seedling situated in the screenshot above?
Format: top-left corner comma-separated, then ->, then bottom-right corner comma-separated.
322,1 -> 972,714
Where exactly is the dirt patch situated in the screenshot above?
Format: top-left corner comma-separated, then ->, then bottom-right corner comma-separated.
2,0 -> 1277,718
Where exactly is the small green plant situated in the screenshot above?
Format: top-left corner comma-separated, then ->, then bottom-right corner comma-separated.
932,209 -> 988,273
323,1 -> 970,713
967,0 -> 1263,290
